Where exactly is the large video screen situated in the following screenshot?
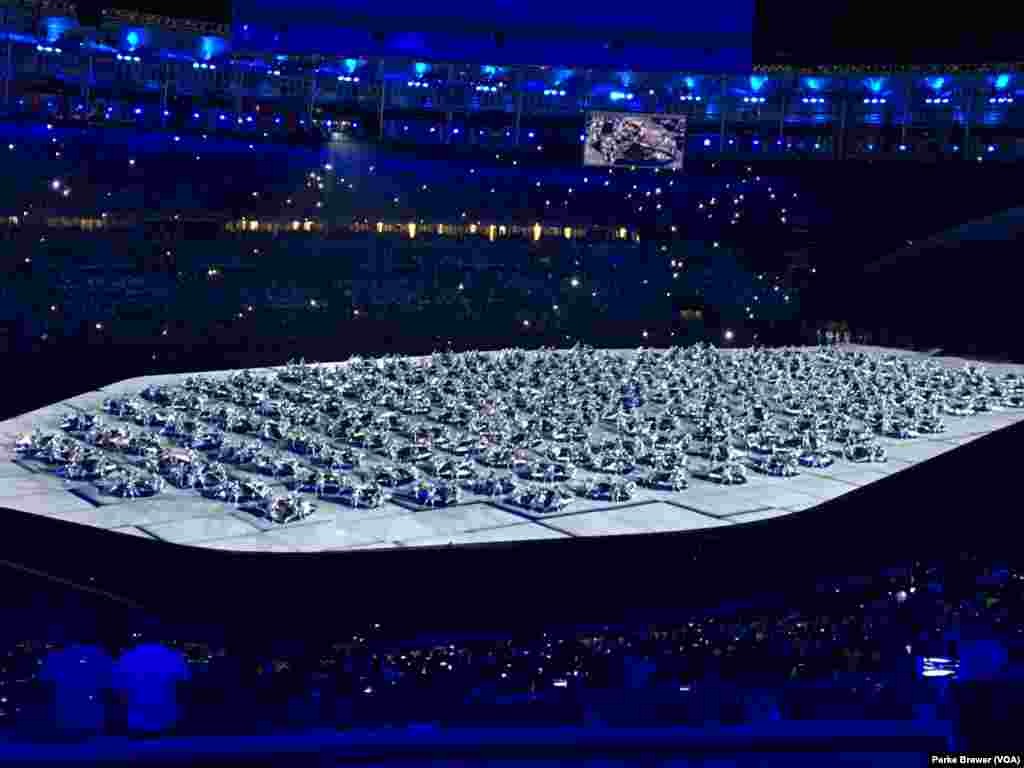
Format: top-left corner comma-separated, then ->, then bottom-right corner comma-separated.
584,112 -> 687,171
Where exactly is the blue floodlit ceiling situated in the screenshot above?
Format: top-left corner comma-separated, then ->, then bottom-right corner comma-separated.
232,0 -> 753,71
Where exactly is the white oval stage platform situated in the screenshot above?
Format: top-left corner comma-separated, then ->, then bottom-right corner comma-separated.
2,346 -> 1022,553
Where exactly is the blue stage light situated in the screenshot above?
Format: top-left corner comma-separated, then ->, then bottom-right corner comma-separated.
126,31 -> 140,49
193,112 -> 199,118
995,74 -> 1010,89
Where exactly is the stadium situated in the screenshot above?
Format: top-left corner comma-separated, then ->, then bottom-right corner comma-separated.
1,0 -> 1024,762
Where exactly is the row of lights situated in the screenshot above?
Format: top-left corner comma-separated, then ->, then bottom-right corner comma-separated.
191,62 -> 217,70
407,80 -> 431,88
863,98 -> 888,104
543,89 -> 568,97
742,96 -> 767,104
116,54 -> 141,63
924,97 -> 951,105
475,85 -> 500,93
338,75 -> 360,83
989,96 -> 1015,104
800,97 -> 826,104
35,45 -> 63,54
680,95 -> 702,102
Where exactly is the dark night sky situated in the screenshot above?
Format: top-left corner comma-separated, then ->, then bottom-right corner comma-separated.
753,0 -> 1020,64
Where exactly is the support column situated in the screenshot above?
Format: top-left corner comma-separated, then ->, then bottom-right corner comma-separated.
307,71 -> 316,121
5,37 -> 11,108
901,76 -> 912,145
778,91 -> 786,144
82,52 -> 93,111
962,86 -> 973,160
836,95 -> 848,161
719,76 -> 727,152
233,65 -> 243,115
160,76 -> 169,127
514,91 -> 522,147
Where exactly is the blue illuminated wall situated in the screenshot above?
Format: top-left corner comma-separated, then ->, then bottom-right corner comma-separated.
233,0 -> 753,72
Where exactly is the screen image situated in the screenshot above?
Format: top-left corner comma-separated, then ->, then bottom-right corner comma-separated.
584,112 -> 687,170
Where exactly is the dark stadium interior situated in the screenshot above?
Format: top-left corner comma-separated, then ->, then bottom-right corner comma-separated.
1,0 -> 1024,764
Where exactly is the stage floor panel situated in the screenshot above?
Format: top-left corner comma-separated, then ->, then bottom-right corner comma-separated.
2,345 -> 1023,553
